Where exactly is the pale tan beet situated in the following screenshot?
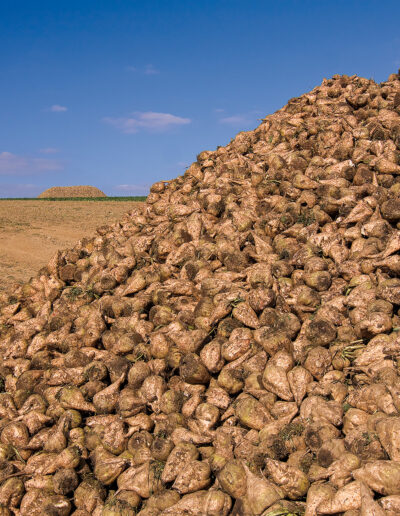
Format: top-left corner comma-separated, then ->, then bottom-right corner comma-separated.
200,337 -> 225,373
375,417 -> 400,460
287,366 -> 313,405
179,353 -> 210,385
92,373 -> 125,413
315,438 -> 345,467
244,371 -> 267,398
195,402 -> 220,432
74,476 -> 106,513
113,490 -> 141,511
0,421 -> 30,460
91,446 -> 129,485
347,384 -> 397,415
316,480 -> 367,514
172,460 -> 211,494
124,412 -> 153,433
19,489 -> 71,516
360,481 -> 386,516
58,386 -> 95,412
303,421 -> 341,454
169,328 -> 208,354
271,400 -> 298,424
345,426 -> 387,461
160,489 -> 231,515
53,468 -> 79,495
343,408 -> 370,435
116,461 -> 163,499
262,363 -> 294,401
171,426 -> 213,446
101,499 -> 136,515
127,360 -> 151,387
300,396 -> 343,426
379,495 -> 400,515
269,349 -> 294,372
181,391 -> 203,418
222,327 -> 253,361
327,454 -> 361,489
254,329 -> 291,356
304,345 -> 332,380
248,287 -> 275,313
151,436 -> 174,462
118,386 -> 146,418
305,483 -> 336,516
139,374 -> 167,411
135,490 -> 179,515
240,463 -> 284,515
159,389 -> 183,415
86,415 -> 127,455
265,458 -> 309,499
235,395 -> 272,430
24,445 -> 81,475
43,413 -> 71,452
232,302 -> 259,328
217,367 -> 244,394
353,461 -> 400,495
161,442 -> 199,483
0,478 -> 24,508
317,371 -> 348,404
217,460 -> 247,499
23,474 -> 53,492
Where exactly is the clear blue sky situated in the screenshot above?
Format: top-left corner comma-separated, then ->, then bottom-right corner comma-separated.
0,0 -> 399,197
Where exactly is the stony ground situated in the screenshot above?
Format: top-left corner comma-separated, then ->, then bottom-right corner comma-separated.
0,200 -> 141,291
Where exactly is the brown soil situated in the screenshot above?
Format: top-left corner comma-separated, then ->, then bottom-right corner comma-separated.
38,185 -> 106,198
0,200 -> 141,291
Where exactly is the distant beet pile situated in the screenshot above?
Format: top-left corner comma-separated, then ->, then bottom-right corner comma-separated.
1,71 -> 400,515
38,186 -> 106,198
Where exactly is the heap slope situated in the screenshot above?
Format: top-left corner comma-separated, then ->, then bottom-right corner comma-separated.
1,71 -> 400,515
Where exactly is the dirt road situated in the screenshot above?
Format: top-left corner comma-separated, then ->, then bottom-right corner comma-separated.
0,200 -> 141,291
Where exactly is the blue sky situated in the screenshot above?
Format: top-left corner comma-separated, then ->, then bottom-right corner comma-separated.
0,0 -> 399,197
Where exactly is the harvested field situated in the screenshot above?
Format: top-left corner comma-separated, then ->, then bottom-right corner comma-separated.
0,200 -> 142,291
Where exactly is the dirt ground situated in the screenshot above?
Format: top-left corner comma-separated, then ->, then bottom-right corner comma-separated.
0,200 -> 141,292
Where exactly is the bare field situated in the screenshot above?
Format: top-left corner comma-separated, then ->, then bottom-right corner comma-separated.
0,200 -> 141,291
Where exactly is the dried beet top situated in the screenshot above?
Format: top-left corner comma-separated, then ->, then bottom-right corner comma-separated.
1,71 -> 400,515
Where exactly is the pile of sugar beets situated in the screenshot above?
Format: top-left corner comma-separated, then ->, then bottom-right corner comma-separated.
1,72 -> 400,516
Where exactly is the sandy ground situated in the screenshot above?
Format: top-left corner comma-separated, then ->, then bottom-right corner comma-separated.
0,200 -> 141,291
